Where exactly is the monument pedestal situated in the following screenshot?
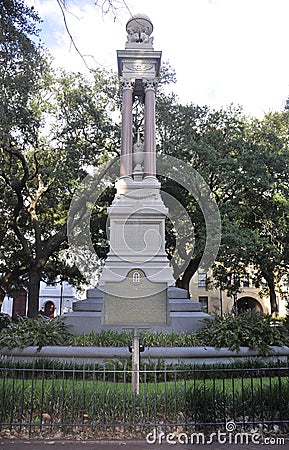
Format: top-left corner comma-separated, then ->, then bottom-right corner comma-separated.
99,176 -> 174,285
64,286 -> 210,335
64,174 -> 210,335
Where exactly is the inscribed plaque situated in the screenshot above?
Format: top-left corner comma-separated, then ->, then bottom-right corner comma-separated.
102,272 -> 168,327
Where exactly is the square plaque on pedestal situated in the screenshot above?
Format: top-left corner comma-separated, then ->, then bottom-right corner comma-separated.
102,271 -> 168,327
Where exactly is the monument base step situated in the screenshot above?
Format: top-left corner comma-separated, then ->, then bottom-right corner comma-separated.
64,287 -> 210,335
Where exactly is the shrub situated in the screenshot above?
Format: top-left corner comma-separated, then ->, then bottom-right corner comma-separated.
0,313 -> 11,331
69,330 -> 199,348
69,329 -> 131,347
0,316 -> 71,349
195,310 -> 289,354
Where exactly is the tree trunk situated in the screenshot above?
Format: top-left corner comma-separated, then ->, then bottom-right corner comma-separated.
0,288 -> 6,309
176,257 -> 201,294
27,267 -> 41,317
263,271 -> 278,314
269,285 -> 278,314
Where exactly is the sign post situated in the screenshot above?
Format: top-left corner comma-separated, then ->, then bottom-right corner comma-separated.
132,328 -> 140,395
102,274 -> 169,395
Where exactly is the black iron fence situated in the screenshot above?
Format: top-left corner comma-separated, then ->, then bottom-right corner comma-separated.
0,360 -> 289,439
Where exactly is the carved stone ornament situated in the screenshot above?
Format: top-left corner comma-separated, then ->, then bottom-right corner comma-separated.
126,14 -> 154,45
120,78 -> 134,91
143,78 -> 158,91
123,191 -> 159,200
124,63 -> 154,73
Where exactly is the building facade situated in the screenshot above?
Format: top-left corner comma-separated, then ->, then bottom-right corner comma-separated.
1,281 -> 75,317
190,269 -> 288,317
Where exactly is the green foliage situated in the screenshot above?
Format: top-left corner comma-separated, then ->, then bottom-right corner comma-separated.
69,330 -> 199,348
0,313 -> 11,331
69,313 -> 289,353
196,310 -> 289,354
214,111 -> 289,311
1,0 -> 289,323
156,94 -> 289,307
69,330 -> 131,347
139,330 -> 199,347
1,312 -> 287,353
0,0 -> 45,137
0,0 -> 122,317
185,376 -> 289,427
0,317 -> 71,349
0,62 -> 119,315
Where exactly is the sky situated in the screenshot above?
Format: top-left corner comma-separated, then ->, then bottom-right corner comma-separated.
26,0 -> 289,118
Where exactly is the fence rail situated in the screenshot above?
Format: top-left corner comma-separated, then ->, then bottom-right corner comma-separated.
0,361 -> 289,438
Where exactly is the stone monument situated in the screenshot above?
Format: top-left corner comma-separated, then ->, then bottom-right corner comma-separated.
64,14 -> 208,335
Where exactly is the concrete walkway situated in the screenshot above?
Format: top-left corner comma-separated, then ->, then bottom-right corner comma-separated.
1,439 -> 289,449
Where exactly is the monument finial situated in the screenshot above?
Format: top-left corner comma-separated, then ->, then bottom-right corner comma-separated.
125,13 -> 154,49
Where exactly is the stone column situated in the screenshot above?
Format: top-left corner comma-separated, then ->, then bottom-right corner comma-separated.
120,79 -> 133,178
144,79 -> 157,177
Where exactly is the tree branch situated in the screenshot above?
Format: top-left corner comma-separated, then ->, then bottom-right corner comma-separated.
28,173 -> 49,256
39,223 -> 67,268
56,0 -> 92,71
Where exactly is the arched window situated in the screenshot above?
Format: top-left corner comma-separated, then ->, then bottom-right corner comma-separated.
132,271 -> 140,284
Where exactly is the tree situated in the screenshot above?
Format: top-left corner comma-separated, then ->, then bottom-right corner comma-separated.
216,111 -> 289,313
0,1 -> 175,316
156,98 -> 246,289
0,0 -> 47,305
0,0 -> 120,315
1,66 -> 120,316
156,92 -> 289,313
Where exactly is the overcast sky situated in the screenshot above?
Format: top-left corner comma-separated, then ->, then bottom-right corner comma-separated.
27,0 -> 289,117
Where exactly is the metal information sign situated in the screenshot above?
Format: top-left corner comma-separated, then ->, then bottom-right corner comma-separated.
102,270 -> 169,327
